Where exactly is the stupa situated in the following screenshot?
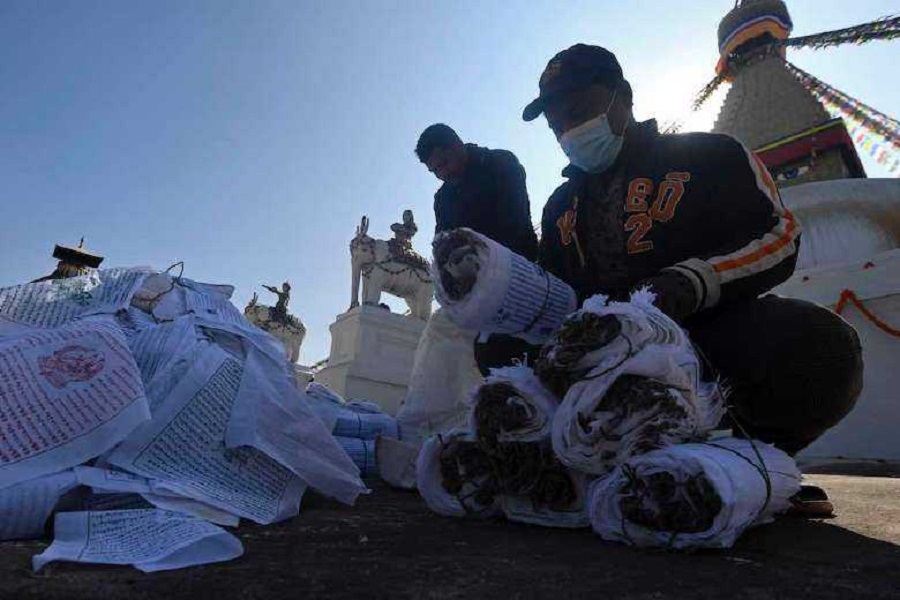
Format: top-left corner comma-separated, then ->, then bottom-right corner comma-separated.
689,2 -> 900,460
696,0 -> 899,186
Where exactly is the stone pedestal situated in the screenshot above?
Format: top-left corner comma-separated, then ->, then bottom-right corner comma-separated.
244,305 -> 306,363
315,306 -> 425,415
293,365 -> 314,388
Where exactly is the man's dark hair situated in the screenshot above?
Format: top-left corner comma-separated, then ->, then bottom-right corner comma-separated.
415,124 -> 462,163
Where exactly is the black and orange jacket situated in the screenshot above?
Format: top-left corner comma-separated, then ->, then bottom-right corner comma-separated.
539,120 -> 800,314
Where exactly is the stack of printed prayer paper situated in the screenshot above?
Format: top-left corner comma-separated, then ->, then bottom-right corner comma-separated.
305,382 -> 400,479
0,268 -> 367,571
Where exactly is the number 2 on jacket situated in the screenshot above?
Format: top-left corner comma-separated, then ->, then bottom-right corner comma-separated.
624,172 -> 690,254
625,214 -> 653,254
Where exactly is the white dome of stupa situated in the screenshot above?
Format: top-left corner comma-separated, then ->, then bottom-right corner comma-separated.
781,179 -> 900,270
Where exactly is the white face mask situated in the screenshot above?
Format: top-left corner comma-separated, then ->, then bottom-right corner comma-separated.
558,90 -> 626,173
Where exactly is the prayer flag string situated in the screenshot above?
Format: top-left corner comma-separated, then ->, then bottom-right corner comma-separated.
780,14 -> 900,51
784,60 -> 900,174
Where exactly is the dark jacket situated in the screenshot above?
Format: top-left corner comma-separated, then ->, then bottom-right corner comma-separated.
539,120 -> 800,318
434,144 -> 539,261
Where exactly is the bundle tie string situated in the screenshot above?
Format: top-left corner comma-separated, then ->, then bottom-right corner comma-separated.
615,339 -> 784,550
139,261 -> 186,324
517,269 -> 553,337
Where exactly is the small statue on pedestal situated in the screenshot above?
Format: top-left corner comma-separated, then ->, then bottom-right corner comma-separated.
244,280 -> 306,363
32,238 -> 105,283
386,210 -> 430,272
349,210 -> 433,320
391,209 -> 418,241
262,281 -> 292,325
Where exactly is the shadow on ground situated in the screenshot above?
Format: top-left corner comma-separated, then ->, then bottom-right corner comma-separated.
799,460 -> 900,478
2,478 -> 899,600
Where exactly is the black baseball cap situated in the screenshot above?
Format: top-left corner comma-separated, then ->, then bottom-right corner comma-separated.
522,44 -> 624,122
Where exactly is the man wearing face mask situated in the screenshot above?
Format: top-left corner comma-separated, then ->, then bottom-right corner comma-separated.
525,44 -> 862,514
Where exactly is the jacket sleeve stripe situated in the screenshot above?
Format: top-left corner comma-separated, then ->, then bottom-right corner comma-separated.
749,152 -> 782,208
710,210 -> 799,280
706,142 -> 800,284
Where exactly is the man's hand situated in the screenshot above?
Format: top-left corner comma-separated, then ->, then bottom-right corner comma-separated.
633,270 -> 699,323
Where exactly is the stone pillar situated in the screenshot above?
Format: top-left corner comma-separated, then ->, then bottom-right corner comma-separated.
315,306 -> 426,415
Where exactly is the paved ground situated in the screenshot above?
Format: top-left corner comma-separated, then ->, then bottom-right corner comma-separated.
2,469 -> 899,600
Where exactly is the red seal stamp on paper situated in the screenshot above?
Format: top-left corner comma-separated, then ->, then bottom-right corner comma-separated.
38,345 -> 105,388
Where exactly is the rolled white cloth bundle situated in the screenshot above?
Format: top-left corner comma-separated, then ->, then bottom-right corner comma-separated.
447,367 -> 591,529
467,366 -> 559,446
416,424 -> 590,528
433,228 -> 577,344
552,345 -> 725,475
500,471 -> 591,529
415,429 -> 500,518
536,289 -> 699,396
587,437 -> 801,549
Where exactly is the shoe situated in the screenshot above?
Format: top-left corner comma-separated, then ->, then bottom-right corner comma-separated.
788,484 -> 834,518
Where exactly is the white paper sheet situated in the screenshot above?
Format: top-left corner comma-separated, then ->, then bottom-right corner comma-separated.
0,470 -> 78,540
107,345 -> 306,524
141,494 -> 240,527
179,278 -> 235,301
125,315 -> 210,417
73,466 -> 239,526
195,316 -> 289,367
64,493 -> 154,512
183,286 -> 246,327
0,318 -> 150,489
127,317 -> 203,388
116,307 -> 159,339
0,268 -> 148,329
304,384 -> 344,432
226,346 -> 367,505
33,509 -> 243,572
75,465 -> 157,495
141,337 -> 211,415
306,381 -> 346,404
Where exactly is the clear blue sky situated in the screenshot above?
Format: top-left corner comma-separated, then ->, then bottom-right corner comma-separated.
2,0 -> 897,362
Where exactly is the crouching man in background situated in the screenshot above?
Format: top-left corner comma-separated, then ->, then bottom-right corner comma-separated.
381,125 -> 540,487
